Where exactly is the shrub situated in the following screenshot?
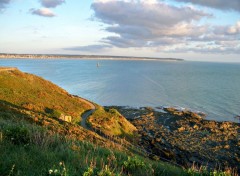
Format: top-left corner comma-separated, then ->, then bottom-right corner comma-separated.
98,165 -> 115,176
83,166 -> 94,176
45,108 -> 62,118
108,109 -> 119,115
123,156 -> 146,172
186,165 -> 233,176
3,125 -> 30,145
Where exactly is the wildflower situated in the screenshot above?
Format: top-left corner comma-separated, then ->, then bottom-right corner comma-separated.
49,169 -> 53,174
54,169 -> 58,173
59,162 -> 63,166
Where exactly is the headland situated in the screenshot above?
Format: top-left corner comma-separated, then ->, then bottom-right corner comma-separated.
0,67 -> 239,175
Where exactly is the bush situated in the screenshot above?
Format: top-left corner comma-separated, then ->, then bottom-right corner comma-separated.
45,108 -> 62,118
98,165 -> 115,176
123,156 -> 146,172
83,166 -> 94,176
4,125 -> 30,145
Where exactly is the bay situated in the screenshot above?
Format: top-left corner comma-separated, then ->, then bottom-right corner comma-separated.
0,59 -> 239,123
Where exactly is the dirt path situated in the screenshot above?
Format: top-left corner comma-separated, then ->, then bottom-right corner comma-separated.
79,98 -> 96,129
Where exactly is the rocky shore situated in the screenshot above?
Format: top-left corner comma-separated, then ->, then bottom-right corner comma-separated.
107,106 -> 240,172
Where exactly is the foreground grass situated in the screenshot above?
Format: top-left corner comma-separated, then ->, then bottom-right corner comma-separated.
0,119 -> 185,176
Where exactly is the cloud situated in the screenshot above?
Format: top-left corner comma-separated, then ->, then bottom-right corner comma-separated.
70,0 -> 239,55
92,1 -> 210,26
90,0 -> 210,48
226,21 -> 240,35
172,46 -> 240,54
175,21 -> 240,54
64,44 -> 112,52
30,8 -> 55,17
0,0 -> 11,12
175,0 -> 240,12
40,0 -> 65,8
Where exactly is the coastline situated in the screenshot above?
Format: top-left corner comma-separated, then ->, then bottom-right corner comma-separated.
108,106 -> 240,172
0,53 -> 184,62
1,67 -> 239,173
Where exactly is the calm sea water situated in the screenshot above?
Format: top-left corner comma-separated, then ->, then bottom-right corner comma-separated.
0,59 -> 240,123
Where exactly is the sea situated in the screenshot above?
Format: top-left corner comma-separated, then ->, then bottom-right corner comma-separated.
0,59 -> 240,123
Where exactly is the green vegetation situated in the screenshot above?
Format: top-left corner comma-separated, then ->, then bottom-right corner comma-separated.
0,68 -> 234,176
45,108 -> 62,118
87,107 -> 136,137
0,69 -> 91,122
186,166 -> 235,176
0,68 -> 186,175
0,118 -> 185,176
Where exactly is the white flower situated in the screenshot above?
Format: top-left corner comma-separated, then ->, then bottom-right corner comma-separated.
49,169 -> 53,174
59,162 -> 63,166
54,169 -> 58,173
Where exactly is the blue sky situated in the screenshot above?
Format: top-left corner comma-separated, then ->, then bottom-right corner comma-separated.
0,0 -> 239,62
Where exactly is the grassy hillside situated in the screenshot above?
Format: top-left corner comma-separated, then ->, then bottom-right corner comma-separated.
88,107 -> 137,137
2,67 -> 222,175
0,68 -> 187,175
0,68 -> 90,122
0,118 -> 185,176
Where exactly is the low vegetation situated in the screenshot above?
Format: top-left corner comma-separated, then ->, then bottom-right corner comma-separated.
87,107 -> 137,137
0,116 -> 185,176
0,68 -> 237,175
0,68 -> 91,122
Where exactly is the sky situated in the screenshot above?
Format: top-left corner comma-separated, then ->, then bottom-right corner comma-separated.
0,0 -> 240,62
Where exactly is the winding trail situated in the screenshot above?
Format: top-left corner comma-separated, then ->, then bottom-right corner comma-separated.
79,98 -> 96,130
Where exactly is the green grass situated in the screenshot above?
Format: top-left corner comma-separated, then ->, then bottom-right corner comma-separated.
0,69 -> 91,122
88,107 -> 136,137
0,118 -> 186,176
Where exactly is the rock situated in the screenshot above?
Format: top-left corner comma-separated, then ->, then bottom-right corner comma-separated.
161,149 -> 175,159
193,125 -> 199,130
114,106 -> 240,172
220,122 -> 231,130
224,145 -> 230,149
178,127 -> 185,132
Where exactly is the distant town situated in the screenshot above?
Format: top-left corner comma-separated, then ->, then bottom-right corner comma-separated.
0,53 -> 184,61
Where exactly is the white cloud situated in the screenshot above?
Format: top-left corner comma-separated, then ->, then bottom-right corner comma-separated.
175,0 -> 240,12
30,8 -> 55,17
226,21 -> 240,35
40,0 -> 65,8
89,1 -> 210,48
92,1 -> 210,27
68,0 -> 239,55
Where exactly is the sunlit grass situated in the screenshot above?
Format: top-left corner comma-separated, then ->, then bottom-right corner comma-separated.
0,118 -> 186,176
